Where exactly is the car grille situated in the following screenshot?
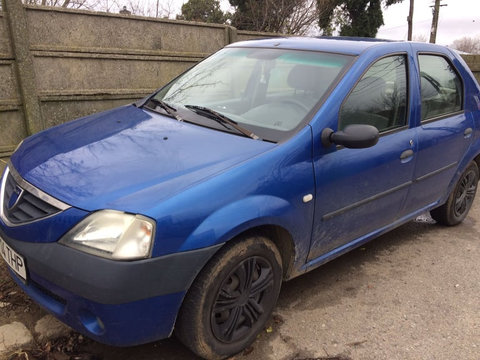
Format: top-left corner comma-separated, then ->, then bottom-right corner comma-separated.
1,166 -> 69,225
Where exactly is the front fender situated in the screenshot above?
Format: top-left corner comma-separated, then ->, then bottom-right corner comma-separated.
179,195 -> 299,252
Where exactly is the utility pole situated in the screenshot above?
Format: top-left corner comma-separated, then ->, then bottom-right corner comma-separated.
407,0 -> 414,41
429,0 -> 447,43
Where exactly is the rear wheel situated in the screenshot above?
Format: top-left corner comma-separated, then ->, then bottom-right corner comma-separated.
430,161 -> 479,226
175,235 -> 282,360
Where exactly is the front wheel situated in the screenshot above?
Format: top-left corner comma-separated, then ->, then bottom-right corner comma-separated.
430,161 -> 479,226
175,235 -> 283,360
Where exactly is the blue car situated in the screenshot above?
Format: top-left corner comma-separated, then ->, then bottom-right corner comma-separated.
1,37 -> 480,359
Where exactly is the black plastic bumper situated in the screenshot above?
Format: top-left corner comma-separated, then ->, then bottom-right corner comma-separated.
0,229 -> 222,305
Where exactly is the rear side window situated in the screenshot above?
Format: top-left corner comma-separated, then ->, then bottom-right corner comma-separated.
339,55 -> 408,133
418,54 -> 463,121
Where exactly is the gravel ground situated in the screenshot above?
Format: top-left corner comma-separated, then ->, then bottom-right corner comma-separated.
1,203 -> 479,360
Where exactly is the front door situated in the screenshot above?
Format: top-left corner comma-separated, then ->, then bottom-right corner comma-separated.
308,54 -> 416,261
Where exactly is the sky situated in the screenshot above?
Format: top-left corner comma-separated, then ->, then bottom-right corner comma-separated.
165,0 -> 479,46
378,0 -> 480,45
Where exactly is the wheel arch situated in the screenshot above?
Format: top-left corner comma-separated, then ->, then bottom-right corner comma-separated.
230,224 -> 297,281
186,223 -> 298,291
177,194 -> 311,281
473,153 -> 480,172
437,146 -> 480,208
172,220 -> 302,337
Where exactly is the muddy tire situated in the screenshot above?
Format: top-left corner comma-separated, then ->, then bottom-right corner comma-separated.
175,235 -> 282,359
431,161 -> 479,226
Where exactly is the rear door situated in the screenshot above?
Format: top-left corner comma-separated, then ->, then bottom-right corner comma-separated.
402,48 -> 473,214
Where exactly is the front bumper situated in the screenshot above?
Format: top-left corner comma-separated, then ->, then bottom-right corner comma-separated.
1,229 -> 222,346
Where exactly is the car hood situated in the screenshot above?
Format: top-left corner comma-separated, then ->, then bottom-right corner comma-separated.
11,105 -> 275,213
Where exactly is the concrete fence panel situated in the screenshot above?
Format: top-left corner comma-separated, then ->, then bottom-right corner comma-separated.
463,55 -> 480,84
0,13 -> 12,56
26,7 -> 227,54
237,30 -> 284,42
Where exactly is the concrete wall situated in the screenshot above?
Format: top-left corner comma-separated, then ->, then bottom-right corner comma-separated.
0,9 -> 25,158
0,0 -> 479,170
465,55 -> 480,84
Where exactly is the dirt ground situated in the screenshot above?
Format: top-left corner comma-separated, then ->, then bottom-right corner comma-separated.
1,202 -> 479,360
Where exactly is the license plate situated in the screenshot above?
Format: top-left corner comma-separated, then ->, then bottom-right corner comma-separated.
0,236 -> 27,280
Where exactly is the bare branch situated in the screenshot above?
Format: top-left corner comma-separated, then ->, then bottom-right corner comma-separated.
451,36 -> 480,54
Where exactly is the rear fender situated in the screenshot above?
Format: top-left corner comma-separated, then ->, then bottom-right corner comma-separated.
438,130 -> 480,205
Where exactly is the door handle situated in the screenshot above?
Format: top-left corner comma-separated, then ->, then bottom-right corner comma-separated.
464,128 -> 473,138
400,149 -> 414,160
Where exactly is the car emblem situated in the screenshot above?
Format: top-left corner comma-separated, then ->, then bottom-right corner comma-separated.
7,186 -> 24,211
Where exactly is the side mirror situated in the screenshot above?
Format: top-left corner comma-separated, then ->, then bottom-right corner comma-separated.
321,124 -> 379,149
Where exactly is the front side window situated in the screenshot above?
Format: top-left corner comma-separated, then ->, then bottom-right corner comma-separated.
339,55 -> 408,133
418,54 -> 463,121
153,48 -> 352,142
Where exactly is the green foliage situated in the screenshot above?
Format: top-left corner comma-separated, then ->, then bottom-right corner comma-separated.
384,0 -> 404,5
340,0 -> 383,37
318,0 -> 404,38
181,0 -> 227,24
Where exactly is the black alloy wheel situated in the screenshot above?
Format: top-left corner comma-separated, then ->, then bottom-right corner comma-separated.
453,167 -> 478,218
211,256 -> 275,343
175,235 -> 282,360
431,161 -> 479,226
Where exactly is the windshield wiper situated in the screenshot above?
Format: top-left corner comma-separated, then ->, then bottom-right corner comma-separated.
185,105 -> 261,140
145,98 -> 184,122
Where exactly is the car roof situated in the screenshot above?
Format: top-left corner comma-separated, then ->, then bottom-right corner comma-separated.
228,36 -> 447,56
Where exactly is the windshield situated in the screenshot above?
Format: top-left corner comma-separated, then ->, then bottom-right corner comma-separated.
153,47 -> 352,142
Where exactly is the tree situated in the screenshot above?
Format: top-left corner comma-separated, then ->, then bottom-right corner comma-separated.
181,0 -> 226,24
412,34 -> 427,42
20,0 -> 176,17
22,0 -> 94,9
127,0 -> 177,18
284,0 -> 322,35
451,36 -> 480,54
318,0 -> 404,38
229,0 -> 321,35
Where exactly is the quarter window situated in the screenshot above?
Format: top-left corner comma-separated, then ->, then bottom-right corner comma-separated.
339,55 -> 408,132
418,54 -> 462,121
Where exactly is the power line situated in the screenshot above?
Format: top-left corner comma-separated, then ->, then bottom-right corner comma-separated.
381,19 -> 431,32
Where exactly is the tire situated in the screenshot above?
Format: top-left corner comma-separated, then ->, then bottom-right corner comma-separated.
175,235 -> 283,360
430,161 -> 479,226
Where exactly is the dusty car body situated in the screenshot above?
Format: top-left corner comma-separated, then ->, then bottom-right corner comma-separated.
1,37 -> 480,359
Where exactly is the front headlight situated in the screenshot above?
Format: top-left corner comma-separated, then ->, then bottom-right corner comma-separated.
59,210 -> 155,260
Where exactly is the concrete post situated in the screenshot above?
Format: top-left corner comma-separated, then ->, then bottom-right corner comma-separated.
226,26 -> 238,45
3,0 -> 44,135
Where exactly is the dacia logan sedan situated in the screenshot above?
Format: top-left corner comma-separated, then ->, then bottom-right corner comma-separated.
1,37 -> 480,359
